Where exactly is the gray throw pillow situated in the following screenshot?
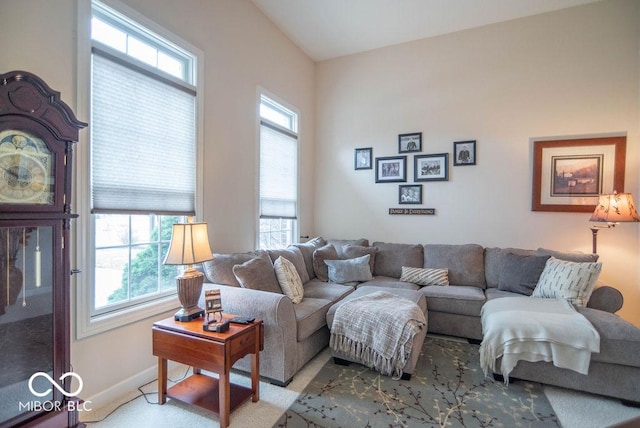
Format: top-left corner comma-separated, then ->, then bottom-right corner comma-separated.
267,246 -> 310,283
313,244 -> 339,282
291,237 -> 326,280
202,252 -> 257,286
342,245 -> 376,274
232,256 -> 282,294
497,253 -> 550,295
327,238 -> 369,257
324,254 -> 373,283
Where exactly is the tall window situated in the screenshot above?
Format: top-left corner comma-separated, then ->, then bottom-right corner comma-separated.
258,94 -> 299,249
89,1 -> 198,319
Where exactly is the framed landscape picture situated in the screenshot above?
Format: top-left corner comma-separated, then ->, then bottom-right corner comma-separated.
375,156 -> 407,183
398,132 -> 422,153
453,140 -> 476,166
414,153 -> 449,182
531,136 -> 626,212
354,147 -> 372,170
399,185 -> 422,204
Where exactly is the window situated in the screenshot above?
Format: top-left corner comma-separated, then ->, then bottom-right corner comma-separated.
77,0 -> 203,336
258,94 -> 299,249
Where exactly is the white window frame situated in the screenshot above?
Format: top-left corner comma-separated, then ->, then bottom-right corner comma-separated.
75,0 -> 204,339
256,88 -> 300,249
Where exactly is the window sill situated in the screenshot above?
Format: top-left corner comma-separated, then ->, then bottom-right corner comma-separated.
76,295 -> 180,339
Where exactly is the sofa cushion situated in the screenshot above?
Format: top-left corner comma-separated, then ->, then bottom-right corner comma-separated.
202,251 -> 258,287
424,244 -> 486,288
342,245 -> 377,273
232,256 -> 281,294
324,255 -> 373,284
533,257 -> 602,307
293,297 -> 334,341
358,276 -> 419,290
420,285 -> 486,317
484,247 -> 536,288
400,266 -> 449,286
537,247 -> 599,263
327,238 -> 370,257
372,242 -> 423,278
274,256 -> 304,304
577,307 -> 640,367
312,244 -> 339,282
303,278 -> 355,301
292,237 -> 326,280
268,246 -> 310,283
497,253 -> 550,295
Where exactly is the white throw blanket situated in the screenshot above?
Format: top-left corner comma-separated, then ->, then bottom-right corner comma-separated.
329,291 -> 426,379
480,296 -> 600,384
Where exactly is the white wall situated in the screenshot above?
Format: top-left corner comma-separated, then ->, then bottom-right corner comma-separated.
315,0 -> 640,326
0,0 -> 315,407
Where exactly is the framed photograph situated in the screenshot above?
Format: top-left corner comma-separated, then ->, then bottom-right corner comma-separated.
398,132 -> 422,153
414,153 -> 449,182
532,136 -> 626,212
375,156 -> 407,183
453,140 -> 476,166
399,185 -> 422,205
354,147 -> 372,170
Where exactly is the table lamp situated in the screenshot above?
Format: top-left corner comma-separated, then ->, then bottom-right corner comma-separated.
163,222 -> 214,321
589,191 -> 640,254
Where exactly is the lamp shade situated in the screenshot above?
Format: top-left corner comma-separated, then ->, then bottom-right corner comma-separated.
589,192 -> 640,223
163,222 -> 214,265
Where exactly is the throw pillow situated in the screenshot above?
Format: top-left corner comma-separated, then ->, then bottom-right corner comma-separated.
324,254 -> 373,284
292,237 -> 326,280
273,256 -> 304,304
497,253 -> 550,295
342,245 -> 377,274
232,256 -> 282,294
202,252 -> 257,287
399,266 -> 449,286
532,257 -> 602,306
267,246 -> 310,283
312,244 -> 339,282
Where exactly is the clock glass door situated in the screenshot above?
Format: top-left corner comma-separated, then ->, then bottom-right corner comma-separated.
0,225 -> 54,425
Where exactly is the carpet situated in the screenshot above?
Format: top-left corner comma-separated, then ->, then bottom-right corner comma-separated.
273,336 -> 559,427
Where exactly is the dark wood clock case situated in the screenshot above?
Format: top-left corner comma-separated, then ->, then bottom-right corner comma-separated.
0,71 -> 86,427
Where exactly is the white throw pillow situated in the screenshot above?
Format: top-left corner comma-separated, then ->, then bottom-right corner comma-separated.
532,257 -> 602,307
273,256 -> 304,304
400,266 -> 449,286
324,254 -> 372,283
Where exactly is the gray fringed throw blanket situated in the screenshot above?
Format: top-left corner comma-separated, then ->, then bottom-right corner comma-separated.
329,291 -> 427,379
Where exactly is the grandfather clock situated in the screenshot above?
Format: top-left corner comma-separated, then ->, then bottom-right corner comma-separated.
0,71 -> 86,427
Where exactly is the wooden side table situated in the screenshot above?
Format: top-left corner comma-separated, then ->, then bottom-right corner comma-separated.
152,315 -> 264,427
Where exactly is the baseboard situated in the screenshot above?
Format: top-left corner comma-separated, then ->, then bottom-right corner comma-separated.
79,361 -> 188,421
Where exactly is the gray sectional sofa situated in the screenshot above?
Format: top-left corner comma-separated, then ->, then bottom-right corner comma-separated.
200,237 -> 640,404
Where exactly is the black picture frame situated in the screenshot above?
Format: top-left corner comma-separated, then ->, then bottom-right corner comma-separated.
375,156 -> 407,183
398,132 -> 422,153
354,147 -> 372,170
453,140 -> 476,166
399,184 -> 422,204
414,153 -> 449,181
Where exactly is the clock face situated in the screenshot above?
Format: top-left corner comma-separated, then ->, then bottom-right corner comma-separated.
0,131 -> 54,205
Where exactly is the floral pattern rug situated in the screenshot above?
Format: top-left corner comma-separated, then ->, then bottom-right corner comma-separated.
273,336 -> 559,427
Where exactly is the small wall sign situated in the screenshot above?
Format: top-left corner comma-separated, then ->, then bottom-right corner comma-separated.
389,208 -> 436,215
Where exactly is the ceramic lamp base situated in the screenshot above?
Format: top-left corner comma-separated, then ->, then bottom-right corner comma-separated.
174,269 -> 205,322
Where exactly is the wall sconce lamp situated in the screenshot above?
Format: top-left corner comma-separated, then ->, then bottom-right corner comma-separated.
589,191 -> 640,254
163,222 -> 214,322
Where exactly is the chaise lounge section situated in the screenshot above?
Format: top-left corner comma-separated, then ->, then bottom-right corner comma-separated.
200,237 -> 640,403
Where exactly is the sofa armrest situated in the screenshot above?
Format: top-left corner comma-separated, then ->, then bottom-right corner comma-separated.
200,283 -> 298,384
587,285 -> 623,313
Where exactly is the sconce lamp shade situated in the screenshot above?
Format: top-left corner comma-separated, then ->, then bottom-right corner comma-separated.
589,192 -> 640,224
164,222 -> 214,266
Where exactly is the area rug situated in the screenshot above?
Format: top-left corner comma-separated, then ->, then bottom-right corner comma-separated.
273,336 -> 559,427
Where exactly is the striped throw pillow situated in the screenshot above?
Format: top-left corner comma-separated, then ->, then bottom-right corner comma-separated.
532,257 -> 602,307
400,266 -> 449,286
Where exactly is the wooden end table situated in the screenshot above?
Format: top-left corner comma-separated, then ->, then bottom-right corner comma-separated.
152,314 -> 264,427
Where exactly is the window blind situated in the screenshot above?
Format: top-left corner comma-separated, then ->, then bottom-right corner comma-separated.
259,121 -> 298,219
91,51 -> 196,215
